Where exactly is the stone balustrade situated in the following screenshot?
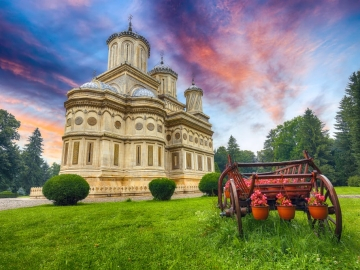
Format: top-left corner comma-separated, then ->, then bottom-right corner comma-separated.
30,185 -> 200,199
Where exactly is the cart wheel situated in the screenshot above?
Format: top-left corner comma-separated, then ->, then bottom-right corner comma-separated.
219,188 -> 229,212
230,179 -> 243,236
308,174 -> 342,240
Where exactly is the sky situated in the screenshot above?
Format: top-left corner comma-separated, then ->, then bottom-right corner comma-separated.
1,0 -> 360,164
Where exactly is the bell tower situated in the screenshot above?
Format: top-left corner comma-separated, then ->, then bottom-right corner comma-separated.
106,15 -> 150,73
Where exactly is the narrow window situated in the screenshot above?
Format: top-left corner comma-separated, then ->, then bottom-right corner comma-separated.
136,145 -> 141,166
198,155 -> 202,171
162,78 -> 165,92
63,142 -> 69,165
114,144 -> 119,166
140,48 -> 144,70
186,152 -> 192,169
72,141 -> 80,165
148,145 -> 153,166
207,157 -> 212,171
158,146 -> 162,166
172,152 -> 179,169
86,142 -> 94,165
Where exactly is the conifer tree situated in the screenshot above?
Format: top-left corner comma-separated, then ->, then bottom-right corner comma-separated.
0,109 -> 22,191
20,128 -> 45,193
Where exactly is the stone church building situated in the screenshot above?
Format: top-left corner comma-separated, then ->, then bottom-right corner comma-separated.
59,21 -> 214,197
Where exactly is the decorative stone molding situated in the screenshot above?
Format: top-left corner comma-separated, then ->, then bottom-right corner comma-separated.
75,117 -> 83,125
175,132 -> 180,140
87,117 -> 97,126
135,122 -> 143,130
115,121 -> 121,129
66,118 -> 72,126
166,134 -> 171,141
157,124 -> 163,133
183,134 -> 187,140
147,123 -> 154,131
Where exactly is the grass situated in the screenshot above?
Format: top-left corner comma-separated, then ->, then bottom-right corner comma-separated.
0,192 -> 359,269
335,186 -> 360,195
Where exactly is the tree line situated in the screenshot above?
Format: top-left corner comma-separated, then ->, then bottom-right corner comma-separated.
0,109 -> 60,194
214,70 -> 360,186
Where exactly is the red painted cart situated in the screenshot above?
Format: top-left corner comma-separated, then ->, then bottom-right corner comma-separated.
217,151 -> 342,240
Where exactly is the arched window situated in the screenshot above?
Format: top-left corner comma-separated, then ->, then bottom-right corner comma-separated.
126,43 -> 130,62
140,48 -> 144,70
111,43 -> 117,68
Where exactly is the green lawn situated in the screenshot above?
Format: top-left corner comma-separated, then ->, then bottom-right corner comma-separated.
1,194 -> 359,269
335,186 -> 360,195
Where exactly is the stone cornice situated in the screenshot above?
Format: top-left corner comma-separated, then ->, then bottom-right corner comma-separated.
165,144 -> 214,155
158,94 -> 185,108
97,63 -> 160,89
166,111 -> 213,136
65,90 -> 167,118
62,132 -> 166,144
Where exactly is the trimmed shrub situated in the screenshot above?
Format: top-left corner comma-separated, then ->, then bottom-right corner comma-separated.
198,172 -> 221,196
149,178 -> 176,201
0,190 -> 17,198
43,174 -> 90,206
348,175 -> 360,187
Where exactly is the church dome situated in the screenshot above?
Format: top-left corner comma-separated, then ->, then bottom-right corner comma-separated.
106,22 -> 150,57
80,80 -> 117,93
132,88 -> 156,98
184,80 -> 203,94
148,59 -> 178,78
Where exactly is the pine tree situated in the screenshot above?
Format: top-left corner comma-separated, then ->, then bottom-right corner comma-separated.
0,109 -> 22,191
214,146 -> 228,172
20,128 -> 45,193
333,96 -> 357,184
345,71 -> 360,173
226,135 -> 241,162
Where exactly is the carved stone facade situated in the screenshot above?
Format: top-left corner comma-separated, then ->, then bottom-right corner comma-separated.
60,22 -> 214,197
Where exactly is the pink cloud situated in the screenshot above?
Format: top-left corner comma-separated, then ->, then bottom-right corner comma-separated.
37,0 -> 91,9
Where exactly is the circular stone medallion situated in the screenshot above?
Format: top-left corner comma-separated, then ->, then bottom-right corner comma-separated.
135,123 -> 143,130
195,137 -> 198,144
87,117 -> 97,126
147,123 -> 155,131
66,118 -> 71,126
166,134 -> 171,141
75,117 -> 83,125
183,134 -> 187,140
209,142 -> 213,148
175,133 -> 180,140
115,121 -> 121,129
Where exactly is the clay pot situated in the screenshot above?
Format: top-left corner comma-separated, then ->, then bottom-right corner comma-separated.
277,205 -> 296,220
251,206 -> 270,220
308,205 -> 328,219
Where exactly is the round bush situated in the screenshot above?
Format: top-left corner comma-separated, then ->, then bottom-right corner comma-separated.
149,178 -> 176,201
198,172 -> 221,196
348,175 -> 360,187
43,174 -> 90,205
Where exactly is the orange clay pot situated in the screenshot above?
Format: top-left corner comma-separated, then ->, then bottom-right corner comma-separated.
308,205 -> 328,220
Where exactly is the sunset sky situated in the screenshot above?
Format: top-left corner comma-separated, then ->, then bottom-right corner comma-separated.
1,0 -> 360,164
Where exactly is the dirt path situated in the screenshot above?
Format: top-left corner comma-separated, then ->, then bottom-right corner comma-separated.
0,193 -> 203,211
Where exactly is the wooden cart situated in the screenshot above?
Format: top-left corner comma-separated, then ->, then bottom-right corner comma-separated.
217,151 -> 342,240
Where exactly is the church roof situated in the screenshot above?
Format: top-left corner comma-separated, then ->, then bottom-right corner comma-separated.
184,80 -> 203,94
148,60 -> 178,78
106,30 -> 150,57
80,79 -> 117,93
132,88 -> 156,98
